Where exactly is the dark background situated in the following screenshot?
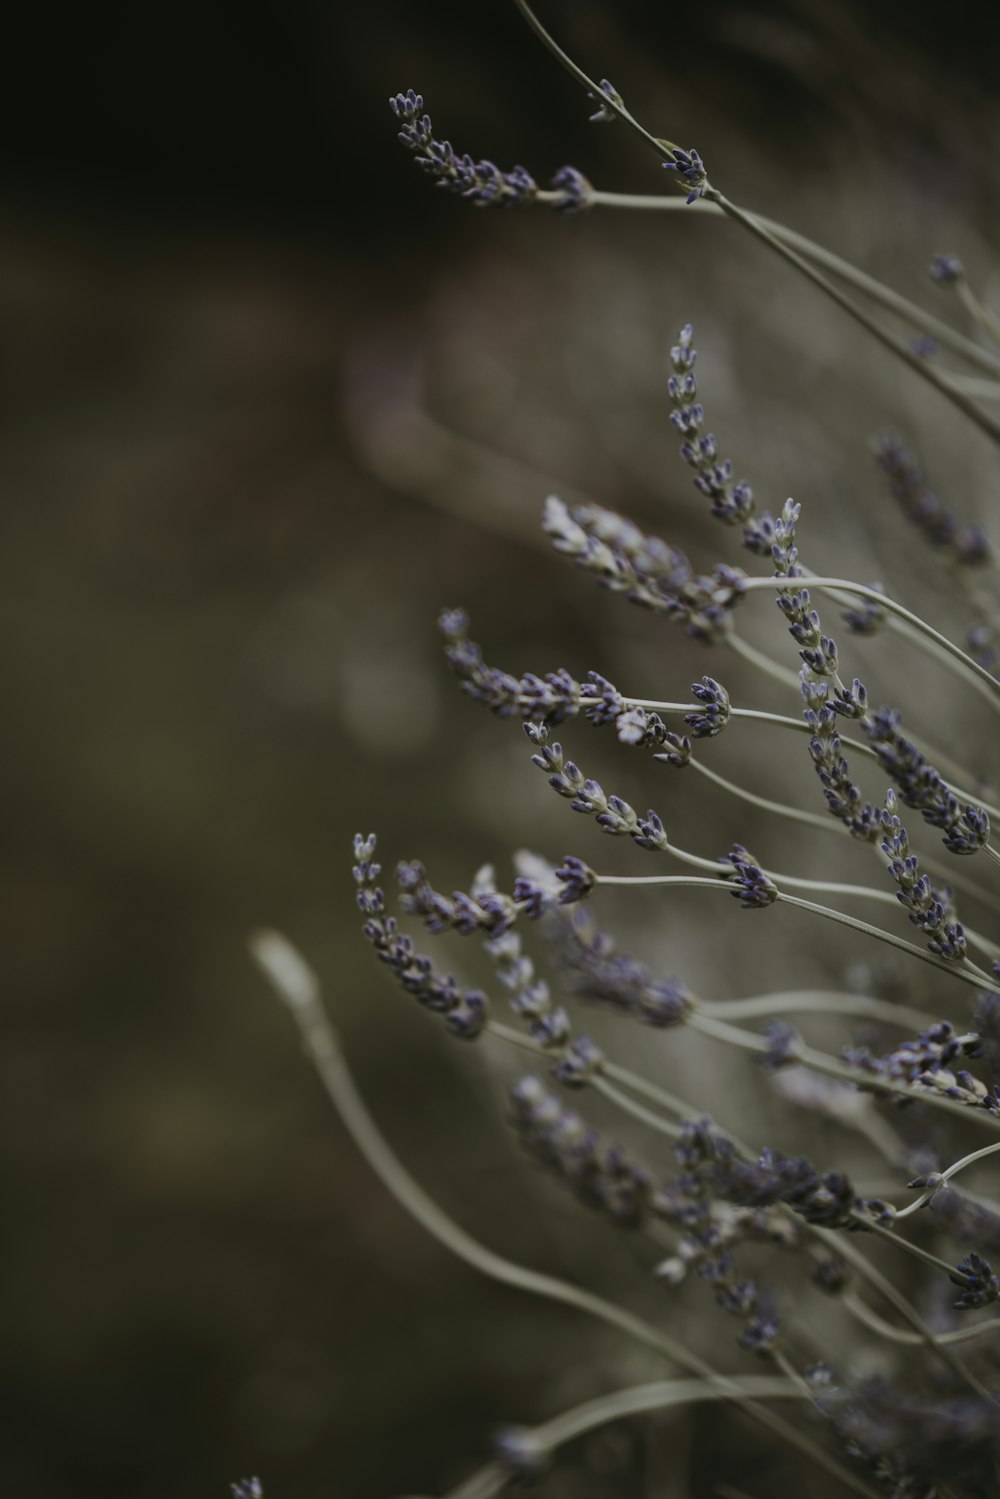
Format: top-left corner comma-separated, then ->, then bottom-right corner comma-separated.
5,3 -> 1000,1497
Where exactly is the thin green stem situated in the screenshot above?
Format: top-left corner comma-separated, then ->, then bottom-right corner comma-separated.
842,1290 -> 1000,1348
681,757 -> 996,910
862,1217 -> 959,1278
596,873 -> 1000,995
652,839 -> 999,962
700,988 -> 939,1031
687,756 -> 837,834
956,281 -> 1000,347
487,1017 -> 692,1147
593,1074 -> 682,1139
738,575 -> 1000,702
895,1140 -> 1000,1221
510,0 -> 674,157
884,611 -> 1000,719
776,891 -> 997,991
796,566 -> 999,775
486,1022 -> 683,1140
252,929 -> 884,1494
599,1030 -> 993,1395
567,189 -> 1000,378
515,0 -> 1000,442
597,693 -> 1000,821
952,375 -> 1000,399
685,1009 -> 1000,1133
443,1376 -> 811,1499
812,1226 -> 994,1399
710,190 -> 1000,446
727,631 -> 801,690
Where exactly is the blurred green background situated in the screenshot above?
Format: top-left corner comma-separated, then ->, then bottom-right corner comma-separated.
5,2 -> 1000,1495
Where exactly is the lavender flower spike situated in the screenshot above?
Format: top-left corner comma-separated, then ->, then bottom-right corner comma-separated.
950,1251 -> 1000,1310
390,90 -> 592,213
661,145 -> 710,204
390,90 -> 538,207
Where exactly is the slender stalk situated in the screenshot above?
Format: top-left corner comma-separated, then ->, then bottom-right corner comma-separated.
687,756 -> 837,834
685,757 -> 997,911
727,631 -> 801,690
883,612 -> 1000,719
770,1348 -> 814,1402
492,968 -> 999,1374
547,188 -> 1000,378
597,874 -> 1000,995
811,1222 -> 993,1400
593,1074 -> 682,1140
700,988 -> 939,1031
956,281 -> 1000,347
842,1290 -> 1000,1348
650,836 -> 1000,963
710,190 -> 1000,447
776,891 -> 997,990
443,1376 -> 808,1499
512,0 -> 1000,443
482,1018 -> 695,1156
582,693 -> 1000,820
252,929 -> 884,1495
685,1009 -> 1000,1133
738,575 -> 1000,702
601,1058 -> 704,1127
895,1141 -> 1000,1221
600,1031 -> 993,1396
952,375 -> 1000,399
796,567 -> 998,778
862,1218 -> 959,1278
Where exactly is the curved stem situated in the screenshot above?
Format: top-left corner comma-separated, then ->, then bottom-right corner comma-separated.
253,928 -> 884,1495
596,873 -> 1000,994
592,1073 -> 682,1139
683,759 -> 997,910
952,375 -> 1000,399
738,575 -> 1000,702
510,0 -> 673,158
556,1010 -> 994,1396
711,191 -> 1000,447
687,756 -> 837,834
776,891 -> 997,991
809,1224 -> 994,1400
862,1217 -> 959,1277
727,631 -> 801,690
484,1017 -> 694,1144
956,281 -> 1000,347
796,568 -> 997,779
895,1140 -> 1000,1221
652,841 -> 1000,963
575,190 -> 1000,378
601,1034 -> 995,1396
514,0 -> 1000,446
685,1009 -> 1000,1133
700,988 -> 939,1031
443,1376 -> 808,1499
842,1289 -> 1000,1348
600,693 -> 1000,820
884,611 -> 1000,718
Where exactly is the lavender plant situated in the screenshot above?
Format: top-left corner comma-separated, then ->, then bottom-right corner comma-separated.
251,6 -> 1000,1496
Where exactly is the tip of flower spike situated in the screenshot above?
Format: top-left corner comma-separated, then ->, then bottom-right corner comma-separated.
249,930 -> 319,1011
231,1481 -> 264,1499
